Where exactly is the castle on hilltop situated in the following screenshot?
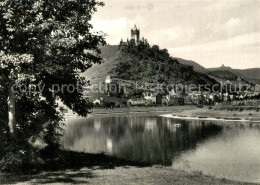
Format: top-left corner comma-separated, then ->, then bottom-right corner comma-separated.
120,25 -> 140,48
131,25 -> 140,43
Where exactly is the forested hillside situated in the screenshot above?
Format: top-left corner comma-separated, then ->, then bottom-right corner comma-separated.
115,40 -> 217,86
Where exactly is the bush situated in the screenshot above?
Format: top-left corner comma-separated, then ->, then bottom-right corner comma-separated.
0,120 -> 61,173
0,148 -> 40,173
0,152 -> 24,172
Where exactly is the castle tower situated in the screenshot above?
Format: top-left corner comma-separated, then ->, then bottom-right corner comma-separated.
131,25 -> 140,43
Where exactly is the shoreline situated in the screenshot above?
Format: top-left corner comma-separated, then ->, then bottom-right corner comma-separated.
3,167 -> 257,185
170,108 -> 260,123
64,105 -> 197,117
65,105 -> 260,123
0,151 -> 258,185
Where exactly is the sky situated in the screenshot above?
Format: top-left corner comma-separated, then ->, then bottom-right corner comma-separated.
91,0 -> 260,69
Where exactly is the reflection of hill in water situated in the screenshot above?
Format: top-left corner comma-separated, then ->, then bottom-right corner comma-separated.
61,116 -> 223,165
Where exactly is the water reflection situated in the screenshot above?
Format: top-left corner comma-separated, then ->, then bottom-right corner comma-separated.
61,115 -> 223,165
61,115 -> 260,183
172,122 -> 260,183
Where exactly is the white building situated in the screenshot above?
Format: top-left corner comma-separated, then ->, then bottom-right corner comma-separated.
105,76 -> 112,84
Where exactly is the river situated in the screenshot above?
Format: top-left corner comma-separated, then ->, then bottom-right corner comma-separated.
61,114 -> 260,183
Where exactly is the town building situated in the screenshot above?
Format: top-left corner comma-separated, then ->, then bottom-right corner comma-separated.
254,84 -> 260,93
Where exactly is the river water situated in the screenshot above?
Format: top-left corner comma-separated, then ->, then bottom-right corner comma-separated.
61,114 -> 260,183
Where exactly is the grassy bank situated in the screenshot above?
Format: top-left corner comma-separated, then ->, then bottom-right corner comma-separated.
0,150 -> 258,185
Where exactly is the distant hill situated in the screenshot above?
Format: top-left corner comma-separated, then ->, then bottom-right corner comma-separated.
206,70 -> 251,86
171,60 -> 260,85
207,70 -> 238,81
207,65 -> 233,72
207,65 -> 260,84
174,57 -> 208,73
233,68 -> 260,81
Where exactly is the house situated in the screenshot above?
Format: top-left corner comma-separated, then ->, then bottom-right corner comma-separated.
223,80 -> 232,86
143,92 -> 156,103
143,90 -> 164,105
184,96 -> 193,105
190,93 -> 203,105
162,96 -> 168,105
165,94 -> 184,106
255,84 -> 260,93
93,98 -> 101,105
127,99 -> 150,106
169,89 -> 177,96
105,76 -> 112,84
223,93 -> 229,101
167,96 -> 179,106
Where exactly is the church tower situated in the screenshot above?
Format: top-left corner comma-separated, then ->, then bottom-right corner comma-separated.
131,25 -> 140,43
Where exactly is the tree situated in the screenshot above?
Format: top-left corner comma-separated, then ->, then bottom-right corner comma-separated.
0,0 -> 105,152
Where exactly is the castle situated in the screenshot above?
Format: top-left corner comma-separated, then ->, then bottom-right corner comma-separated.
120,25 -> 140,47
131,25 -> 140,43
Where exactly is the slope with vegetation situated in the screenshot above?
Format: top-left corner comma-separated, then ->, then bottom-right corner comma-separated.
206,70 -> 252,88
82,42 -> 219,99
114,40 -> 217,87
208,66 -> 260,84
174,57 -> 208,74
82,45 -> 120,85
173,59 -> 260,85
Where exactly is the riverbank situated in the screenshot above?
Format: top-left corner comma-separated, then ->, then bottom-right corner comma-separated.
65,105 -> 260,122
65,105 -> 197,117
171,107 -> 260,122
0,151 -> 258,185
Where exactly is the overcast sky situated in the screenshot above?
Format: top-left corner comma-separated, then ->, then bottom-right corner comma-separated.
91,0 -> 260,69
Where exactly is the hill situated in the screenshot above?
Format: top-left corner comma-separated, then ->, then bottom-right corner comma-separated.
114,43 -> 217,86
206,70 -> 251,87
173,57 -> 208,73
233,68 -> 260,81
82,45 -> 120,85
171,60 -> 260,85
207,70 -> 238,81
207,65 -> 233,72
207,65 -> 260,84
82,44 -> 218,94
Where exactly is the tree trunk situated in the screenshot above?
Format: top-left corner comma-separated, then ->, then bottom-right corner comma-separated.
8,86 -> 16,133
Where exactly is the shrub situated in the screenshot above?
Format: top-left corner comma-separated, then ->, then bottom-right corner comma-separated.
0,148 -> 40,173
0,152 -> 24,172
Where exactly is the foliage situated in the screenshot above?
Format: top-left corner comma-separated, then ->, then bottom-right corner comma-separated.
117,39 -> 218,88
0,0 -> 106,172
